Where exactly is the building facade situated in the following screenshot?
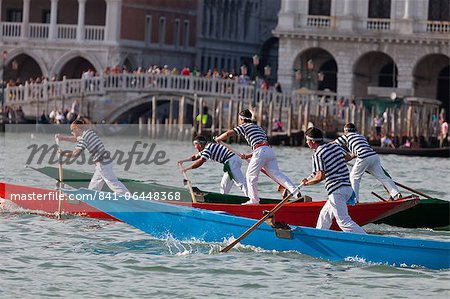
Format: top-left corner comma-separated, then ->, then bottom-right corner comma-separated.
274,0 -> 449,109
0,0 -> 280,84
0,0 -> 198,82
197,0 -> 280,81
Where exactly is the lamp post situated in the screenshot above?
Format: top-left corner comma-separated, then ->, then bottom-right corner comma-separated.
295,59 -> 324,91
251,54 -> 260,107
1,51 -> 7,124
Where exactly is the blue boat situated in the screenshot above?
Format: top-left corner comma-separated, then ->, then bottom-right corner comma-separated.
64,188 -> 450,270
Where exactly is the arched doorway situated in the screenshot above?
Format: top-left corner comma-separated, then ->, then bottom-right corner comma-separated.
353,51 -> 397,97
59,57 -> 97,79
5,54 -> 43,84
414,54 -> 449,115
293,48 -> 337,92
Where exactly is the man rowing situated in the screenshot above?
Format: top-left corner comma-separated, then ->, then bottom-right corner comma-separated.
215,109 -> 299,205
177,135 -> 248,196
55,120 -> 129,195
302,127 -> 366,234
333,123 -> 402,202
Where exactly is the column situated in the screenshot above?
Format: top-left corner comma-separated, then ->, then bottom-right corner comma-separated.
344,0 -> 352,15
403,0 -> 411,19
76,0 -> 86,41
21,0 -> 31,39
105,0 -> 121,42
48,0 -> 59,40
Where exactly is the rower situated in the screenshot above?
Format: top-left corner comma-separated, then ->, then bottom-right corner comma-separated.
215,109 -> 299,205
55,120 -> 129,195
302,127 -> 366,234
177,135 -> 248,196
333,123 -> 402,202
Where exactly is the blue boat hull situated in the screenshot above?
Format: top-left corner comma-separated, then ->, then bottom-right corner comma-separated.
65,188 -> 450,270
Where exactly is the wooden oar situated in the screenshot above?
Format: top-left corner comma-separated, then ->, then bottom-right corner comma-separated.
347,161 -> 433,199
214,139 -> 284,193
220,179 -> 309,253
55,137 -> 64,219
180,167 -> 197,203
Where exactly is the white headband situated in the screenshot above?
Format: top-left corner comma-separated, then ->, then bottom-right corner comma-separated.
306,136 -> 323,142
239,115 -> 252,121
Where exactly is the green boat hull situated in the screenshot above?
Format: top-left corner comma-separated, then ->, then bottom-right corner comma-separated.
374,198 -> 450,229
30,166 -> 450,229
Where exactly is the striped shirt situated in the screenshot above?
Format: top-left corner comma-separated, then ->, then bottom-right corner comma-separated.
312,143 -> 351,195
233,122 -> 268,149
335,132 -> 376,159
200,143 -> 234,164
75,129 -> 107,162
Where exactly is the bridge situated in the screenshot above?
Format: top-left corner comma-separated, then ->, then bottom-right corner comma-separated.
3,74 -> 442,143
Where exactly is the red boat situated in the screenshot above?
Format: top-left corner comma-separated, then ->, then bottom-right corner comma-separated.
1,182 -> 419,230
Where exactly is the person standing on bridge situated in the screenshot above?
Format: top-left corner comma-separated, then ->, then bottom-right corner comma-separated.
177,135 -> 248,196
55,120 -> 129,195
215,109 -> 299,205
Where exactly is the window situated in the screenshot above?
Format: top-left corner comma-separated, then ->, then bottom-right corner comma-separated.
174,19 -> 180,48
7,9 -> 22,22
368,0 -> 391,19
183,20 -> 190,48
159,17 -> 166,45
145,15 -> 152,45
428,0 -> 450,21
42,10 -> 51,23
308,0 -> 331,16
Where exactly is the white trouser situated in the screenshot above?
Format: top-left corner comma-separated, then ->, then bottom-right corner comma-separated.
220,155 -> 248,196
246,146 -> 297,203
350,155 -> 400,201
89,161 -> 129,195
316,186 -> 366,234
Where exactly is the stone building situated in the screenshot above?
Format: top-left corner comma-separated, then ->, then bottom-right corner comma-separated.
274,0 -> 449,109
0,0 -> 280,83
197,0 -> 280,81
0,0 -> 198,82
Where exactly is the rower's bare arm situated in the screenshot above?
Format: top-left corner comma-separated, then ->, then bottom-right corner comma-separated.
302,171 -> 325,186
62,148 -> 82,158
215,130 -> 235,142
344,153 -> 356,161
184,158 -> 205,171
55,134 -> 77,143
177,154 -> 200,165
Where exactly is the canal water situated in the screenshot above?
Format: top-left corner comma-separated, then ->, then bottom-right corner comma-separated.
1,128 -> 449,298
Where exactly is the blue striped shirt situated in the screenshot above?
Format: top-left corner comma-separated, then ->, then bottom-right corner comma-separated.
200,143 -> 234,164
312,143 -> 351,195
75,129 -> 107,162
335,132 -> 376,159
233,123 -> 268,149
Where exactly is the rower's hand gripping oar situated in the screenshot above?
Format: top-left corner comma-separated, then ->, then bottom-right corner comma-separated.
179,165 -> 197,203
55,136 -> 64,219
214,137 -> 286,195
220,175 -> 312,253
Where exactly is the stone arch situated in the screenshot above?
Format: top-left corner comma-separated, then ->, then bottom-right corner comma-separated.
3,48 -> 47,83
51,50 -> 102,78
121,55 -> 139,72
293,47 -> 337,92
352,51 -> 397,97
413,54 -> 449,110
105,93 -> 196,124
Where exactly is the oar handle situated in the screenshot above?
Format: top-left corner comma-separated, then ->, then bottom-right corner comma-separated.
221,177 -> 310,253
55,137 -> 64,219
180,166 -> 197,203
393,181 -> 432,199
